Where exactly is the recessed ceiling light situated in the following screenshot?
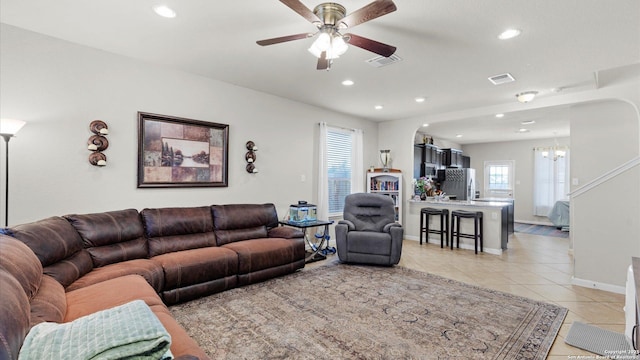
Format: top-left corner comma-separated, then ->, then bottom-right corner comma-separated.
498,28 -> 521,40
422,123 -> 429,127
495,113 -> 505,118
415,97 -> 426,103
153,5 -> 177,18
518,128 -> 529,133
342,80 -> 354,86
455,134 -> 463,138
374,105 -> 384,110
521,120 -> 536,125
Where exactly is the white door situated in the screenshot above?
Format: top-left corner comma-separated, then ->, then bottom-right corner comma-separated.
483,160 -> 515,199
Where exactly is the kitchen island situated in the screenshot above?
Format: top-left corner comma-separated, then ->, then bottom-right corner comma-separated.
406,199 -> 512,254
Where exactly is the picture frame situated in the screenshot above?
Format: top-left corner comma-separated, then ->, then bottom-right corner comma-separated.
137,112 -> 229,188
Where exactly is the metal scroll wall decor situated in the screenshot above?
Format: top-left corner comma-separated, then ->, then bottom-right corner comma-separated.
88,120 -> 109,166
245,141 -> 258,173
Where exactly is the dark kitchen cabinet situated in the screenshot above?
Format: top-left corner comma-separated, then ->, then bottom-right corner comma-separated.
462,155 -> 471,168
435,149 -> 443,169
442,148 -> 463,168
414,144 -> 441,177
424,144 -> 438,164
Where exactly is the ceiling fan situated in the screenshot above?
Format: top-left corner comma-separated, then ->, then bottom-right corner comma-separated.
257,0 -> 397,70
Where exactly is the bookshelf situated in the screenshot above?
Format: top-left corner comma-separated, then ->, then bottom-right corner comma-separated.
367,171 -> 402,223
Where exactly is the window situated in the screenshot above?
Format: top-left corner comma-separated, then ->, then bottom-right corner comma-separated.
326,128 -> 352,215
533,147 -> 570,216
484,160 -> 515,198
318,123 -> 364,220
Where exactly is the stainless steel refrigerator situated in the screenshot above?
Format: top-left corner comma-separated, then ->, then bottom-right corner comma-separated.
441,168 -> 476,200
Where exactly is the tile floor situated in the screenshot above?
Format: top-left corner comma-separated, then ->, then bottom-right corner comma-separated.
314,231 -> 626,359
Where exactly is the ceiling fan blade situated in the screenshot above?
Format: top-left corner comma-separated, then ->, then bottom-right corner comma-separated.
345,33 -> 396,57
279,0 -> 322,25
317,51 -> 329,70
256,33 -> 314,46
338,0 -> 397,29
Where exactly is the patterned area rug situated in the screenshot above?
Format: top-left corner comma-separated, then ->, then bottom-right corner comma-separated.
515,223 -> 569,238
170,262 -> 567,359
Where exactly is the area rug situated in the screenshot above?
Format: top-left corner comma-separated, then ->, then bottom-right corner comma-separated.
170,262 -> 567,359
514,223 -> 569,238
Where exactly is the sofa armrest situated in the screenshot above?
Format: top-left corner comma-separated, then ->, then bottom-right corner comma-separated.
383,223 -> 402,233
337,220 -> 355,231
267,226 -> 303,239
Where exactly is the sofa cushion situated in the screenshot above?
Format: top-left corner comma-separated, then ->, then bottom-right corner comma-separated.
64,275 -> 165,322
345,231 -> 393,256
0,269 -> 31,360
151,246 -> 238,290
152,307 -> 211,360
29,275 -> 67,326
65,209 -> 148,267
141,207 -> 216,257
343,193 -> 396,232
0,235 -> 42,299
222,237 -> 305,274
42,250 -> 94,288
65,259 -> 164,293
20,300 -> 172,360
10,217 -> 92,287
211,204 -> 279,245
64,275 -> 208,359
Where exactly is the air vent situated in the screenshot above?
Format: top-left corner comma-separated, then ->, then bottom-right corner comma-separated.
366,54 -> 402,68
488,73 -> 516,85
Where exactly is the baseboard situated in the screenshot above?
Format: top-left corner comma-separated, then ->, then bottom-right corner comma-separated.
404,236 -> 502,255
571,276 -> 626,294
515,219 -> 555,226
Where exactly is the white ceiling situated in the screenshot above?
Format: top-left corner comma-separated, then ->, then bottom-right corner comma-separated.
1,0 -> 639,144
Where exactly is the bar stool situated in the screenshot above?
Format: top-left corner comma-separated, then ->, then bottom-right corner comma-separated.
450,210 -> 483,254
420,207 -> 449,248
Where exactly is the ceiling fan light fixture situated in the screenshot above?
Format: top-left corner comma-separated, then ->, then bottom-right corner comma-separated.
516,91 -> 538,103
308,31 -> 348,59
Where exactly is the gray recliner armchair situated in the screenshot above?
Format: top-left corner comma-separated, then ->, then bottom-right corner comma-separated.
335,193 -> 403,265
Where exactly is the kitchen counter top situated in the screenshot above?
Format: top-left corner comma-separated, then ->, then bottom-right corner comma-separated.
408,199 -> 512,208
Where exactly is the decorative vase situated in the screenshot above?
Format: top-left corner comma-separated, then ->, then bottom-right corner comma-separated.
420,192 -> 427,200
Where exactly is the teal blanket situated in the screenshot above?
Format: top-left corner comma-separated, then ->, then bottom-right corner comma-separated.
19,300 -> 172,360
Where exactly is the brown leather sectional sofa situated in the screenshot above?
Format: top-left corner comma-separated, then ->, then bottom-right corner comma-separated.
0,203 -> 305,360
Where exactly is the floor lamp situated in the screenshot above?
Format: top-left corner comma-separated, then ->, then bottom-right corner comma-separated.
0,118 -> 26,227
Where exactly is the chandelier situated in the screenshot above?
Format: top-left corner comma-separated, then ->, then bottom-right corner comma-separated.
542,147 -> 566,161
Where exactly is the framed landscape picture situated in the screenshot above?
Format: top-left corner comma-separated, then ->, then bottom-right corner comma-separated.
137,112 -> 229,188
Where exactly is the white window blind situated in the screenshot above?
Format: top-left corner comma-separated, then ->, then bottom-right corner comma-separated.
327,128 -> 352,215
318,123 -> 363,219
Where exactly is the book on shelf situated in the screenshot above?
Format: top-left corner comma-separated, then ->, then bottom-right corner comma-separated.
370,179 -> 399,191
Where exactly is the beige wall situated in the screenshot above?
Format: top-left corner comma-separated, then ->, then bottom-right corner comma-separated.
569,100 -> 640,289
0,24 -> 379,225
